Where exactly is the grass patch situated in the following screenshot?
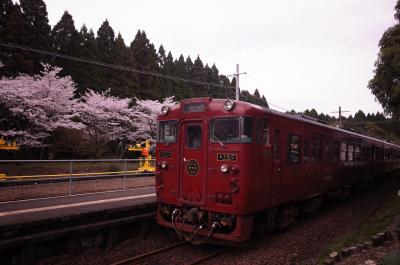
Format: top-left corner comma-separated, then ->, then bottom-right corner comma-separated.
319,191 -> 400,263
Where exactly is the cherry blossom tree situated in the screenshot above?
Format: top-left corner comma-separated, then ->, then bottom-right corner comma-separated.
0,64 -> 82,146
131,97 -> 175,141
77,89 -> 137,157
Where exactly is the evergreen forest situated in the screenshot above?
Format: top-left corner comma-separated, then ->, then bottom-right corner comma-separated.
0,0 -> 268,107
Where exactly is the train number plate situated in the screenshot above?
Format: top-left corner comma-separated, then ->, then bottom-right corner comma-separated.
217,153 -> 237,161
160,151 -> 171,158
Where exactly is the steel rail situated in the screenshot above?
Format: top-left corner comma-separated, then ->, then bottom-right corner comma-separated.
187,249 -> 225,265
110,241 -> 188,265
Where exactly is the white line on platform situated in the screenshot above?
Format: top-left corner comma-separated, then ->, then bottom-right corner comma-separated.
0,186 -> 155,205
0,193 -> 156,217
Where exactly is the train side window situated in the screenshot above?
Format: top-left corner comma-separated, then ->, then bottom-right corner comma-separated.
333,142 -> 340,162
340,143 -> 347,161
273,129 -> 280,159
287,134 -> 301,164
256,118 -> 269,145
312,138 -> 321,160
354,145 -> 361,161
347,144 -> 354,161
186,125 -> 202,149
304,140 -> 309,161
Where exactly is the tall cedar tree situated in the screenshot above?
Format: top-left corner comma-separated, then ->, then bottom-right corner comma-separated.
111,33 -> 138,98
51,11 -> 80,79
75,25 -> 100,94
0,3 -> 32,76
369,0 -> 400,119
0,0 -> 14,41
130,30 -> 160,99
192,56 -> 207,97
173,54 -> 189,99
159,50 -> 176,98
19,0 -> 52,73
95,20 -> 115,92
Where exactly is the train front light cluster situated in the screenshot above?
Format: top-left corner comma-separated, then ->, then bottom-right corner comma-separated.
215,192 -> 232,204
220,164 -> 229,173
161,106 -> 169,115
220,164 -> 239,174
157,161 -> 168,169
161,161 -> 168,169
223,100 -> 235,111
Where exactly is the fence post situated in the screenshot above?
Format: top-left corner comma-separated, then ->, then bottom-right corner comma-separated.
69,160 -> 73,196
123,159 -> 127,191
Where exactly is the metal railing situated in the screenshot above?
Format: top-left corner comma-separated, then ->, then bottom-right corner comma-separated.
0,159 -> 156,200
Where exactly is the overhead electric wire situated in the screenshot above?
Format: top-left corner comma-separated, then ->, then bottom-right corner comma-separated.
341,120 -> 398,124
0,42 -> 234,89
0,42 -> 379,117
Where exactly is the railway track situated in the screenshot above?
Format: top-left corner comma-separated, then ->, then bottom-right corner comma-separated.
111,241 -> 225,265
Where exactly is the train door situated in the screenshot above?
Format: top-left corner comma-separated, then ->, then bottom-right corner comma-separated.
257,117 -> 271,197
179,121 -> 207,205
271,128 -> 282,194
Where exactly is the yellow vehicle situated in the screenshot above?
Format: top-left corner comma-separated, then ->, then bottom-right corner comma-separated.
0,138 -> 19,151
0,137 -> 19,179
127,140 -> 155,172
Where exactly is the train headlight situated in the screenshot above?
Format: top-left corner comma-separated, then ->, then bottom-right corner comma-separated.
161,106 -> 169,115
230,166 -> 239,174
223,100 -> 235,111
161,161 -> 168,169
220,164 -> 229,173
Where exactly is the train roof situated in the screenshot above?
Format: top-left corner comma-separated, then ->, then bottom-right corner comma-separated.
241,99 -> 400,148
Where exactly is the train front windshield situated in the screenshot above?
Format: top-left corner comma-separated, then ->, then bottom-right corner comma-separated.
210,117 -> 253,143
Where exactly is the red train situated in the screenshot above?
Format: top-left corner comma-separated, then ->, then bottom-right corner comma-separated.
155,97 -> 400,244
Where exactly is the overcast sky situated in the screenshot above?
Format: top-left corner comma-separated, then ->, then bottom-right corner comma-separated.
44,0 -> 397,116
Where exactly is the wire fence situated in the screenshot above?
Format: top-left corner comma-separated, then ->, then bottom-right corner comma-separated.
0,159 -> 156,201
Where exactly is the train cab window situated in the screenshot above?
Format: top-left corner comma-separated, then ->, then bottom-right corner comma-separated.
211,117 -> 253,143
347,145 -> 354,161
256,118 -> 269,145
241,117 -> 253,143
186,125 -> 202,149
340,143 -> 347,161
158,120 -> 177,143
288,134 -> 301,164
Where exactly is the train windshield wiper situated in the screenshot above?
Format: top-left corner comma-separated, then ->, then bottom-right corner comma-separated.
212,133 -> 225,148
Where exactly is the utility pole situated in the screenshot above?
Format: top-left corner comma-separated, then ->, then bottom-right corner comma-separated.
228,64 -> 246,101
331,106 -> 350,128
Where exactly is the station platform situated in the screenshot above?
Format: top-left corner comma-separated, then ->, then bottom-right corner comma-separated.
0,187 -> 156,227
0,187 -> 157,264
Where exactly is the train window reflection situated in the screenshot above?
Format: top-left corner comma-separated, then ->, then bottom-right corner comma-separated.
158,120 -> 177,143
340,143 -> 347,161
186,125 -> 202,149
211,117 -> 253,143
288,134 -> 301,164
